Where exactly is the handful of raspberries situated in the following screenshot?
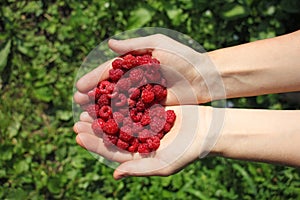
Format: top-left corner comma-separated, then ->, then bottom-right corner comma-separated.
83,54 -> 176,154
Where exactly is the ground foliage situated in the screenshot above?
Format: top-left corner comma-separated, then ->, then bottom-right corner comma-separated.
0,0 -> 300,199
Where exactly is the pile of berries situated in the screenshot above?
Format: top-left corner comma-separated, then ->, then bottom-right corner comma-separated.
83,54 -> 176,154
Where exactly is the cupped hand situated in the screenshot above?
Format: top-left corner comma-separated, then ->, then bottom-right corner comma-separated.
74,34 -> 218,107
73,105 -> 213,180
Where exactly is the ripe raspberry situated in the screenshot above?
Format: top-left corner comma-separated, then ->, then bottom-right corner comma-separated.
112,58 -> 123,69
149,105 -> 166,119
117,139 -> 129,150
128,138 -> 139,153
122,54 -> 135,69
109,68 -> 124,82
145,69 -> 161,82
116,78 -> 131,91
113,93 -> 127,107
88,88 -> 101,100
156,131 -> 165,139
98,80 -> 113,94
138,143 -> 150,154
84,104 -> 100,118
152,85 -> 167,101
123,117 -> 133,127
128,99 -> 136,108
129,87 -> 140,100
103,119 -> 119,135
119,126 -> 133,142
130,108 -> 142,122
141,113 -> 151,126
103,134 -> 118,147
118,108 -> 129,116
131,122 -> 143,134
150,116 -> 165,133
91,118 -> 105,136
113,112 -> 124,125
136,100 -> 145,112
99,105 -> 112,120
138,129 -> 151,143
146,136 -> 160,150
166,110 -> 176,124
129,68 -> 144,84
141,90 -> 155,104
163,122 -> 172,133
97,94 -> 110,107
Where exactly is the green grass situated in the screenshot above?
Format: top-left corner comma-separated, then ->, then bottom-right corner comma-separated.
1,0 -> 299,199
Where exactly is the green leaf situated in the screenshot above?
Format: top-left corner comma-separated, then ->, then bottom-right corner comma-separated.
0,40 -> 11,74
127,7 -> 153,29
221,4 -> 248,20
32,87 -> 53,102
47,177 -> 61,194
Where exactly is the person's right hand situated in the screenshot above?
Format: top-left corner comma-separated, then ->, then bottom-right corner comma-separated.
74,34 -> 224,107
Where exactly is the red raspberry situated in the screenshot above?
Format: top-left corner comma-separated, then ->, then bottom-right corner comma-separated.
122,54 -> 135,69
116,78 -> 131,91
117,139 -> 129,150
103,119 -> 119,135
141,113 -> 151,126
99,105 -> 112,120
113,93 -> 127,107
128,99 -> 136,108
112,58 -> 123,69
123,117 -> 133,127
98,80 -> 113,94
146,136 -> 160,150
150,116 -> 165,133
156,131 -> 165,139
149,105 -> 166,119
88,88 -> 101,100
152,85 -> 167,101
163,122 -> 172,133
131,122 -> 143,134
109,68 -> 124,82
103,134 -> 118,147
91,118 -> 105,136
145,69 -> 161,82
119,126 -> 133,142
138,143 -> 150,154
97,94 -> 110,107
138,129 -> 151,143
129,87 -> 140,100
118,108 -> 129,116
136,100 -> 145,112
141,90 -> 155,104
166,110 -> 176,124
128,138 -> 139,153
130,108 -> 142,122
113,112 -> 124,125
84,104 -> 100,118
129,68 -> 144,84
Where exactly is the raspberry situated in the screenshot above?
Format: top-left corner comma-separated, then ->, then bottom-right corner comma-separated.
103,119 -> 119,135
138,143 -> 150,154
163,122 -> 172,133
128,99 -> 136,108
122,54 -> 135,69
128,138 -> 139,153
112,58 -> 123,69
98,80 -> 113,94
129,68 -> 144,84
113,112 -> 124,125
141,113 -> 150,126
141,90 -> 155,104
130,108 -> 142,122
91,118 -> 105,136
150,116 -> 165,133
136,100 -> 145,112
88,88 -> 101,100
149,105 -> 166,119
138,129 -> 151,143
116,78 -> 131,91
146,136 -> 160,150
152,85 -> 167,101
113,93 -> 127,107
131,122 -> 143,134
97,94 -> 110,107
109,68 -> 124,82
129,87 -> 140,100
123,117 -> 133,127
166,110 -> 176,124
99,105 -> 112,120
145,69 -> 161,82
117,139 -> 129,150
156,131 -> 165,139
103,134 -> 118,147
84,104 -> 100,118
119,126 -> 133,142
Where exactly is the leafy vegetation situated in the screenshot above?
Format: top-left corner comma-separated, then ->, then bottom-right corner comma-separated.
1,0 -> 299,199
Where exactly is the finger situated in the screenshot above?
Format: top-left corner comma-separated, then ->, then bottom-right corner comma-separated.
74,91 -> 90,105
79,112 -> 94,123
108,36 -> 159,55
113,158 -> 170,180
76,133 -> 137,163
76,60 -> 111,93
73,121 -> 93,134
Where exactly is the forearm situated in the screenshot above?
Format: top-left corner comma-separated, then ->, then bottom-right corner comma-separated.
206,30 -> 300,99
211,108 -> 300,167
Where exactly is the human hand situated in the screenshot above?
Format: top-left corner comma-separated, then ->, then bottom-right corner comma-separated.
74,34 -> 223,107
73,105 -> 215,179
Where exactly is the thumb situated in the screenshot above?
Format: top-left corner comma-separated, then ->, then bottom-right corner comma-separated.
108,35 -> 160,55
113,158 -> 170,180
